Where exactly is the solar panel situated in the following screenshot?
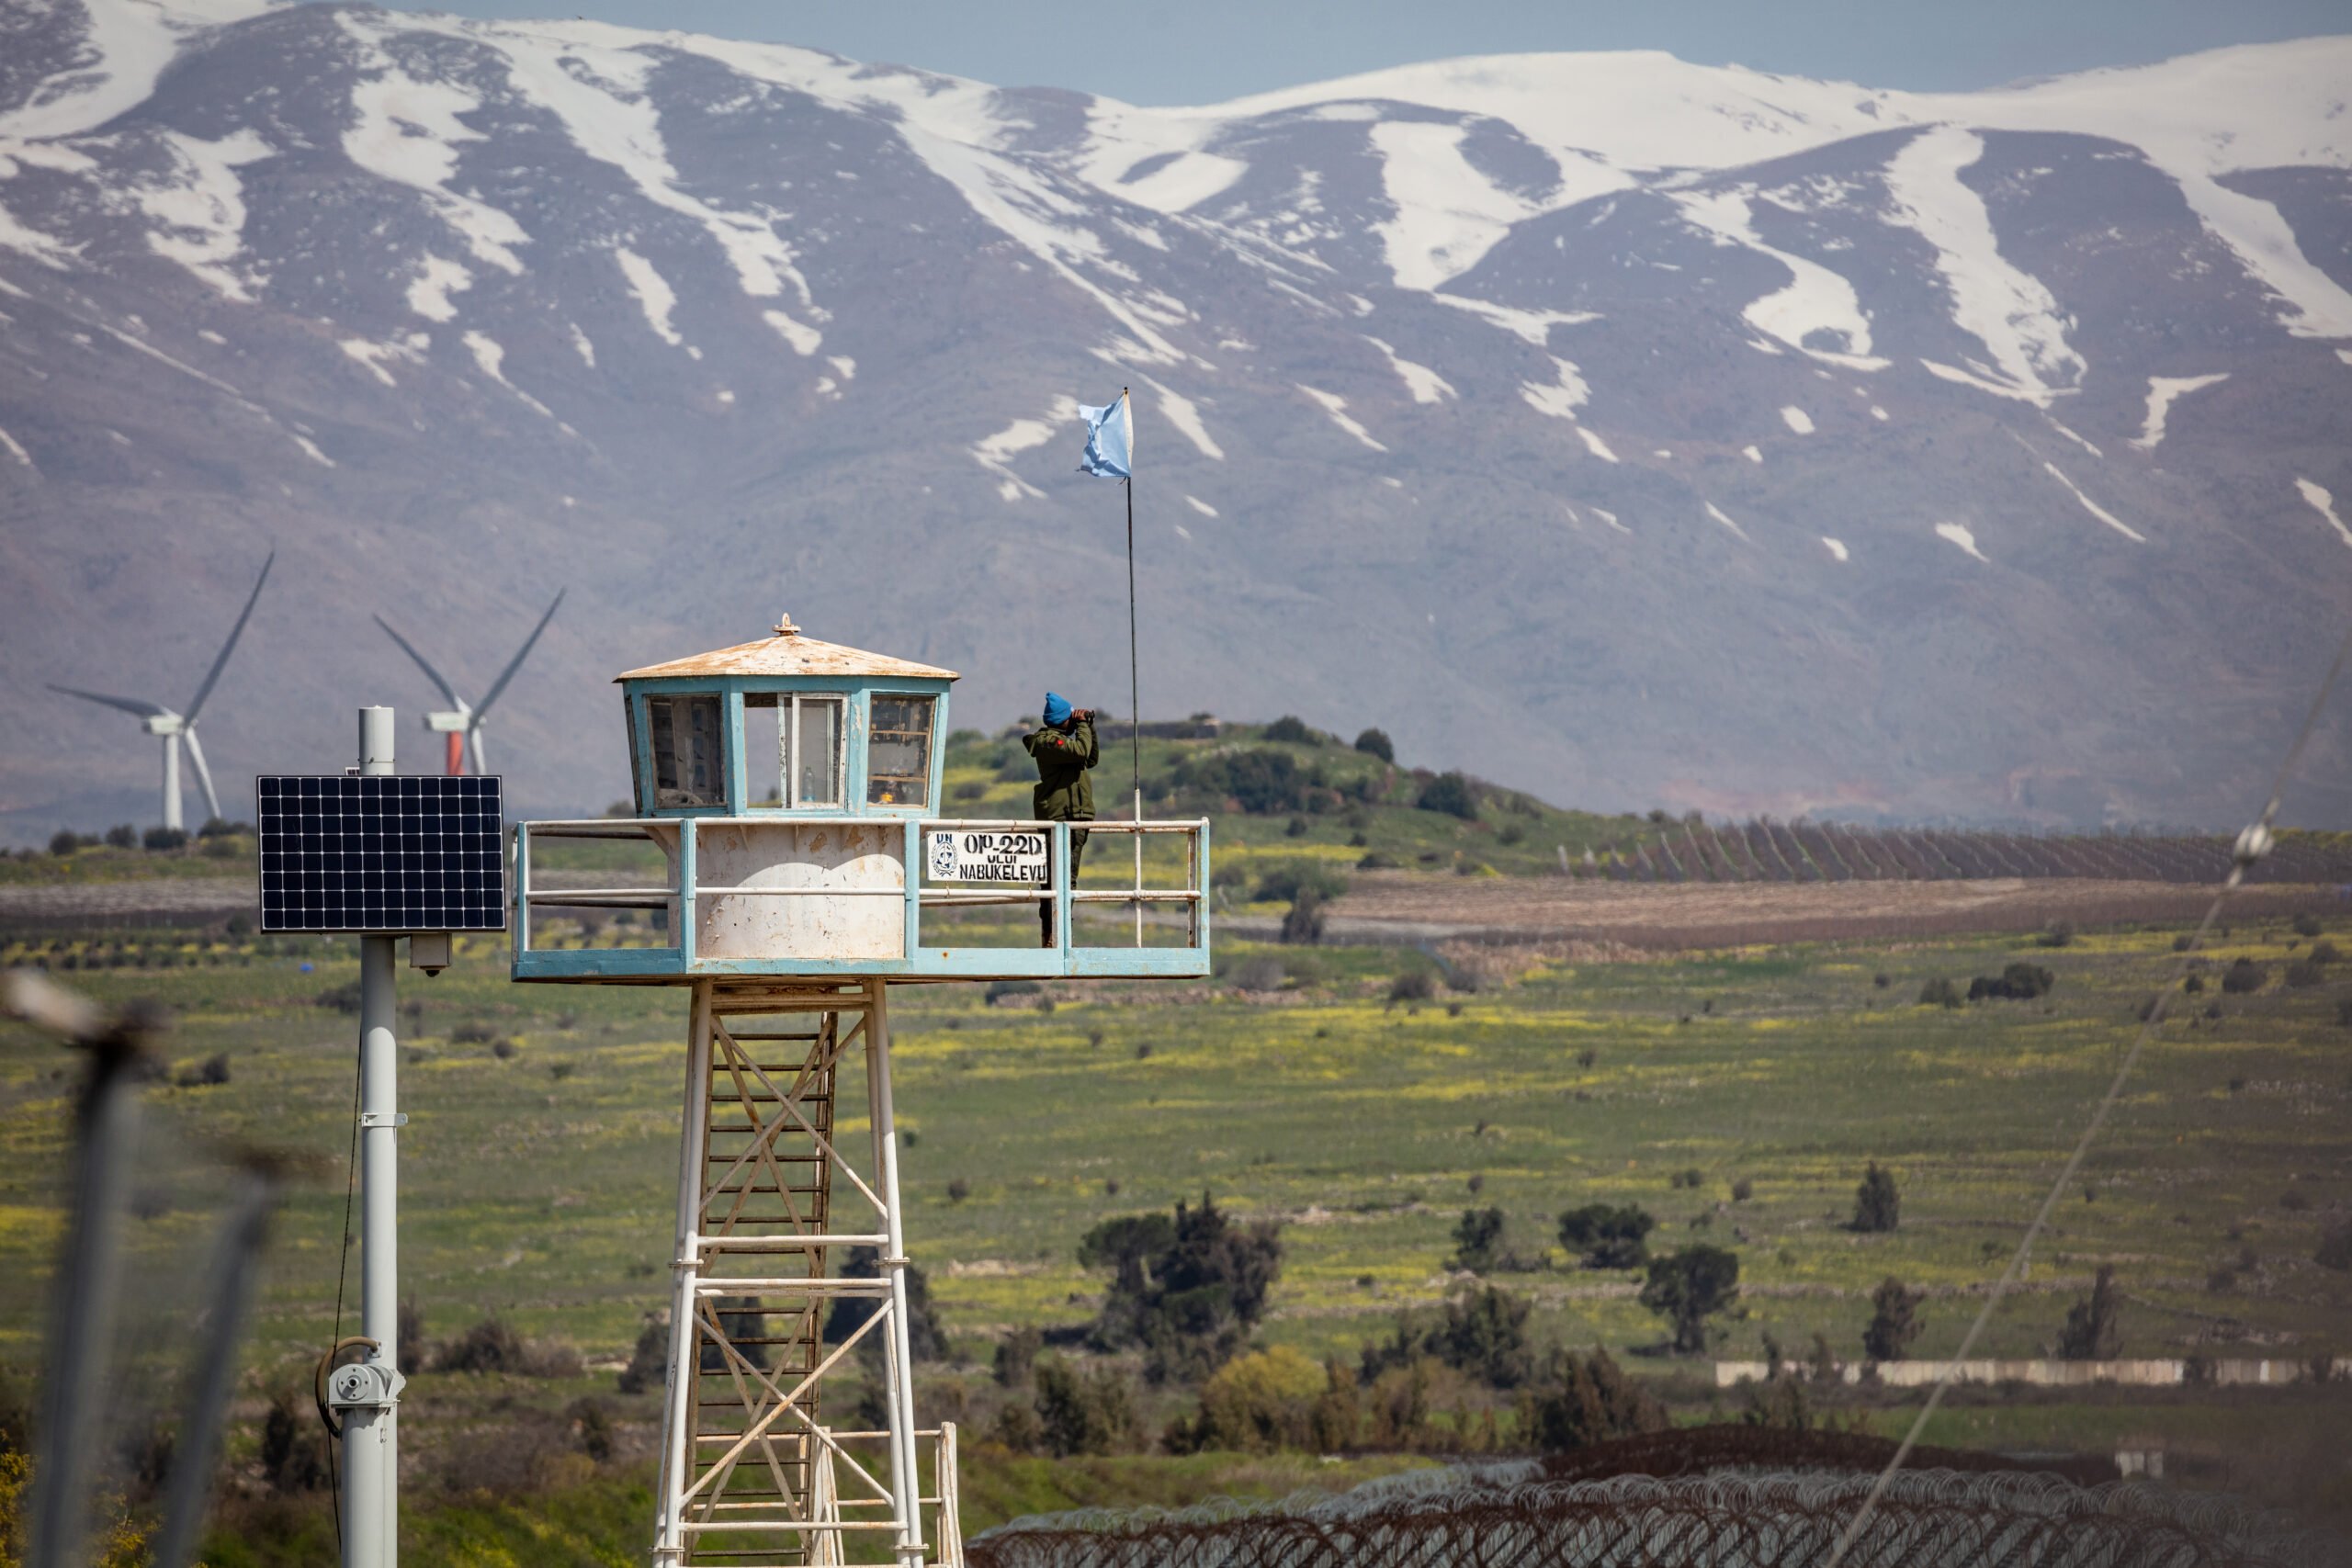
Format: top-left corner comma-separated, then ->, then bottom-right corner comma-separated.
255,774 -> 506,932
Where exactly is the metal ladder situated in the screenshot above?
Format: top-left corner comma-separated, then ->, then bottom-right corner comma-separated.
653,979 -> 960,1568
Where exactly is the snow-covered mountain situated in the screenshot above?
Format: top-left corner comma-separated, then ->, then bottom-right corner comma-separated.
3,2 -> 2349,839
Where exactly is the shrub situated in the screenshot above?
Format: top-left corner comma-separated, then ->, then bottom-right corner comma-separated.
1519,1345 -> 1667,1451
490,1037 -> 517,1060
616,1314 -> 667,1393
985,978 -> 1041,1005
1968,962 -> 2054,1001
1917,977 -> 1963,1009
1730,1179 -> 1754,1203
1416,772 -> 1479,820
1851,1163 -> 1899,1233
174,1053 -> 231,1089
1231,954 -> 1286,992
2308,939 -> 2339,965
314,980 -> 364,1014
822,1248 -> 945,1362
141,827 -> 187,852
945,1178 -> 971,1203
1279,890 -> 1327,945
2317,1220 -> 2352,1273
450,1021 -> 495,1043
260,1387 -> 330,1492
1201,749 -> 1305,814
2035,922 -> 2075,948
993,1326 -> 1042,1388
1033,1357 -> 1139,1456
2221,959 -> 2267,995
436,1316 -> 526,1374
1862,1277 -> 1924,1360
1639,1245 -> 1740,1353
2284,959 -> 2324,988
1261,715 -> 1313,744
1387,968 -> 1436,1005
1353,728 -> 1395,763
104,824 -> 137,849
1361,1283 -> 1536,1391
951,779 -> 987,802
1555,1203 -> 1657,1269
2293,913 -> 2323,938
1189,1344 -> 1325,1450
1356,851 -> 1401,870
47,829 -> 81,856
2056,1266 -> 2121,1359
1252,863 -> 1346,904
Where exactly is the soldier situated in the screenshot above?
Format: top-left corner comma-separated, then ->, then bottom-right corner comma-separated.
1024,693 -> 1098,946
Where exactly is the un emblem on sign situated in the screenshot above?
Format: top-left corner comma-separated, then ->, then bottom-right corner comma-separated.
927,833 -> 958,882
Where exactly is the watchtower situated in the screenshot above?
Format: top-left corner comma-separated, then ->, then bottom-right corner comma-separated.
511,616 -> 1210,1566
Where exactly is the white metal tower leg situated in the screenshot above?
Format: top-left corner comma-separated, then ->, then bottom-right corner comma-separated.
161,734 -> 182,834
864,979 -> 924,1568
655,981 -> 716,1563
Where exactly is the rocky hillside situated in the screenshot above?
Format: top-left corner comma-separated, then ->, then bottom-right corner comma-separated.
2,3 -> 2348,839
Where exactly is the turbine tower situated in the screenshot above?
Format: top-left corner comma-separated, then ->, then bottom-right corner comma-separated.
49,550 -> 275,834
373,590 -> 565,774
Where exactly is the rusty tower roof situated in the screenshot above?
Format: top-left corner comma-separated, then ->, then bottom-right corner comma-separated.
614,614 -> 959,682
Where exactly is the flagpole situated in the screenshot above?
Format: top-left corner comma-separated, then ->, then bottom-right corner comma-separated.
1123,389 -> 1142,945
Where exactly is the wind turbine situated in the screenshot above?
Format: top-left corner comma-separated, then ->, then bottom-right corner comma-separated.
373,590 -> 565,774
49,550 -> 275,834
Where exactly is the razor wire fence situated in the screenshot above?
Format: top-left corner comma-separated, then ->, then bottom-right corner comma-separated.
967,1461 -> 2347,1568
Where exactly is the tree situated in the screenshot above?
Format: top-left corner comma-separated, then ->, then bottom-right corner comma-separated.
1519,1346 -> 1667,1450
824,1247 -> 944,1360
1279,889 -> 1327,945
1851,1163 -> 1900,1233
1968,962 -> 2054,1000
103,824 -> 137,849
1188,1345 -> 1326,1451
2057,1266 -> 2121,1359
1032,1357 -> 1139,1456
1083,1192 -> 1283,1380
1261,715 -> 1313,744
1558,1202 -> 1657,1269
1639,1245 -> 1740,1353
1862,1276 -> 1924,1361
1416,771 -> 1478,820
1917,977 -> 1964,1009
1353,728 -> 1395,763
1448,1207 -> 1508,1272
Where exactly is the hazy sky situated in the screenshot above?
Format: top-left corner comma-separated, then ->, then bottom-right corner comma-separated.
386,0 -> 2346,103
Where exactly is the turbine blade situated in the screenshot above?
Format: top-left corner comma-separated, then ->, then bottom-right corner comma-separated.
467,724 -> 488,774
49,683 -> 167,719
373,614 -> 463,709
185,549 -> 274,721
473,588 -> 564,721
182,728 -> 222,825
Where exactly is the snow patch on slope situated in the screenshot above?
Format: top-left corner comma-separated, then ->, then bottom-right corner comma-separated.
1518,356 -> 1589,421
1145,378 -> 1224,459
1367,119 -> 1544,291
134,129 -> 272,300
1365,336 -> 1455,403
2042,461 -> 2144,542
339,40 -> 529,274
1297,385 -> 1386,451
1430,293 -> 1596,346
463,330 -> 555,417
405,254 -> 471,321
2296,478 -> 2352,549
615,247 -> 682,344
1675,187 -> 1883,367
1935,520 -> 1988,561
1185,494 -> 1217,517
2130,373 -> 2228,450
1577,426 -> 1619,463
0,424 -> 34,471
1704,502 -> 1751,541
1821,536 -> 1849,560
1881,127 -> 2084,404
971,397 -> 1080,500
1780,405 -> 1814,434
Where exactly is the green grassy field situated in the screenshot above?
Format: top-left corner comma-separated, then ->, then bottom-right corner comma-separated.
3,905 -> 2346,1389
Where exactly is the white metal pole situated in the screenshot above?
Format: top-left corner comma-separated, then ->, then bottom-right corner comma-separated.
162,733 -> 182,834
348,707 -> 400,1568
864,980 -> 925,1567
656,982 -> 716,1562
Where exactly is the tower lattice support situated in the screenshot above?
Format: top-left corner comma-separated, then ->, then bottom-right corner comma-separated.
653,978 -> 960,1567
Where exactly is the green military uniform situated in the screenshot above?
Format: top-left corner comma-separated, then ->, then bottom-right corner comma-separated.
1023,716 -> 1097,943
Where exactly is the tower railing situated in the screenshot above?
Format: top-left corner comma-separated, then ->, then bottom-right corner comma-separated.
511,815 -> 1210,980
